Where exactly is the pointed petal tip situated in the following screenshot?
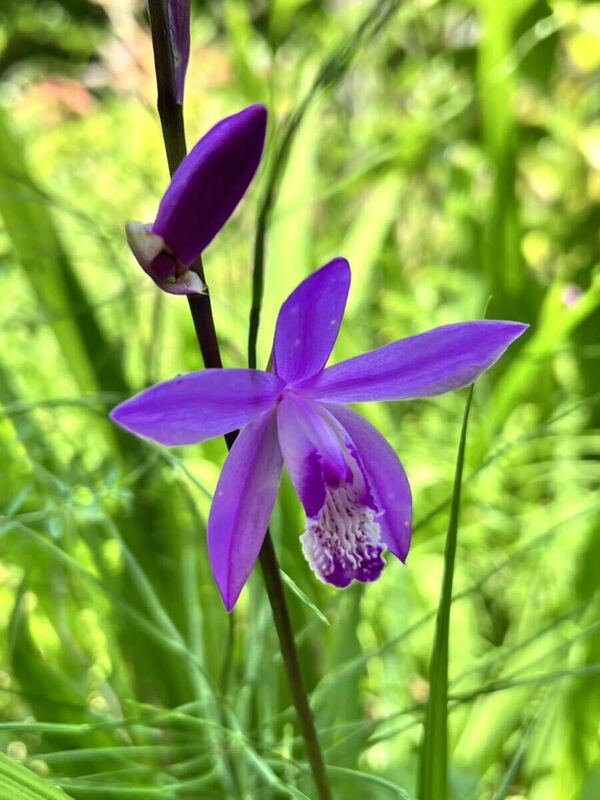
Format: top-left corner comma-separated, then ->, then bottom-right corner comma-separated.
283,256 -> 351,304
301,257 -> 351,303
214,578 -> 237,613
235,102 -> 268,154
489,319 -> 530,347
109,401 -> 138,435
223,591 -> 239,614
212,568 -> 240,612
214,566 -> 245,614
501,320 -> 529,335
242,102 -> 268,127
109,402 -> 139,441
109,402 -> 125,425
513,321 -> 529,336
321,256 -> 351,282
224,103 -> 268,151
215,569 -> 245,613
397,533 -> 411,563
392,516 -> 412,563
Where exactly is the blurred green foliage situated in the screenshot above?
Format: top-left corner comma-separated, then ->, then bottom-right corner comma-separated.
0,0 -> 599,798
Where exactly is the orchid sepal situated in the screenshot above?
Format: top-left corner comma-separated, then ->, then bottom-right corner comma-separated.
125,221 -> 206,296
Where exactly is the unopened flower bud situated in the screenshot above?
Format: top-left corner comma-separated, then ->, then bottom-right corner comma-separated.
127,104 -> 267,295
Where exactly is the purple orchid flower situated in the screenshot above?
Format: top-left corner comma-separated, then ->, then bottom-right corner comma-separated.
111,259 -> 527,611
168,0 -> 191,105
126,104 -> 267,295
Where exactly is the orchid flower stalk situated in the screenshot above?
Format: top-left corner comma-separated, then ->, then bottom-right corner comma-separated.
136,9 -> 526,799
111,258 -> 527,611
144,6 -> 333,797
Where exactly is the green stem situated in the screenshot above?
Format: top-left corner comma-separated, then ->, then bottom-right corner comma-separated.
146,3 -> 332,798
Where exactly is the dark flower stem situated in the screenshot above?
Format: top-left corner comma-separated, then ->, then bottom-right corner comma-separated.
257,533 -> 334,800
146,4 -> 332,799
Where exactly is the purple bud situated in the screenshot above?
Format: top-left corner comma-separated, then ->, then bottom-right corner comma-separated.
168,0 -> 191,105
127,104 -> 268,295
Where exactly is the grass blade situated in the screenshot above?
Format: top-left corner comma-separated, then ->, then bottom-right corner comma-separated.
0,107 -> 128,398
248,0 -> 404,365
418,386 -> 474,800
0,753 -> 74,800
279,570 -> 330,627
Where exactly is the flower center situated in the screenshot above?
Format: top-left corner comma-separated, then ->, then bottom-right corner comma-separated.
300,483 -> 385,588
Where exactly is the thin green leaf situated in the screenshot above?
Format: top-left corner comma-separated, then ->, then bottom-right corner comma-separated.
418,386 -> 474,800
324,764 -> 411,798
0,107 -> 128,398
280,570 -> 330,626
0,753 -> 73,800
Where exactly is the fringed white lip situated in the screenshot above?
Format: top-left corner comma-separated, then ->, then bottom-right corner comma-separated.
301,483 -> 385,588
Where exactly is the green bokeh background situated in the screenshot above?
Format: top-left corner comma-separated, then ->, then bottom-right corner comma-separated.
0,1 -> 599,798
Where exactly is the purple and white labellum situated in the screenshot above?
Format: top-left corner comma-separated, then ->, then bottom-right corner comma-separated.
275,392 -> 387,587
301,482 -> 385,588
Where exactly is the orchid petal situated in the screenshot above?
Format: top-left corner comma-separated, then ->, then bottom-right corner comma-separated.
208,410 -> 282,611
110,369 -> 283,446
274,258 -> 350,383
304,321 -> 528,403
276,393 -> 351,518
327,404 -> 412,561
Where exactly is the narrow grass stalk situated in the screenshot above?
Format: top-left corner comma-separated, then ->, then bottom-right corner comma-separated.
146,3 -> 332,798
248,0 -> 403,365
418,386 -> 474,800
0,751 -> 73,800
